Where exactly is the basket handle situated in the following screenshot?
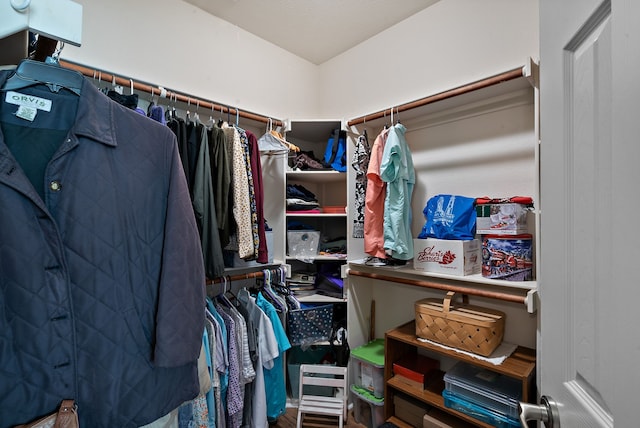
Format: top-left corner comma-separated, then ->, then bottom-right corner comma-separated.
442,291 -> 470,313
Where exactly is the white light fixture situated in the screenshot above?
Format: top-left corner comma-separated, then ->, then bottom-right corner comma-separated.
1,0 -> 82,46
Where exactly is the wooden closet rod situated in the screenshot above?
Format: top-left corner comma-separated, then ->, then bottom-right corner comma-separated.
348,269 -> 526,305
347,66 -> 525,127
207,271 -> 267,285
59,60 -> 283,126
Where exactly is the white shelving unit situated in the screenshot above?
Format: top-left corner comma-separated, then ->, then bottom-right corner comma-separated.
344,60 -> 540,427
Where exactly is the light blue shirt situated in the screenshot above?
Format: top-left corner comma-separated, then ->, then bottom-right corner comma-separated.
380,123 -> 415,260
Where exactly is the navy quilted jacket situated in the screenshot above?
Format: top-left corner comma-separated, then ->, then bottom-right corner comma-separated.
0,71 -> 206,427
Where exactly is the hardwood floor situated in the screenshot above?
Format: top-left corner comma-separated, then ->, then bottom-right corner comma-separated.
271,407 -> 368,428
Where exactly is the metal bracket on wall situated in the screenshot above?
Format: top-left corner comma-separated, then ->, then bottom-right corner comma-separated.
525,289 -> 538,314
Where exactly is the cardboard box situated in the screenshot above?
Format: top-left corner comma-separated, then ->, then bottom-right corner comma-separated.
481,234 -> 533,281
392,354 -> 440,390
476,203 -> 530,235
423,408 -> 474,428
394,394 -> 430,428
413,238 -> 481,276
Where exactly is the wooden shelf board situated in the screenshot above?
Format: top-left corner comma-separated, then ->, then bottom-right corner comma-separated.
386,321 -> 536,381
386,416 -> 413,428
387,377 -> 495,428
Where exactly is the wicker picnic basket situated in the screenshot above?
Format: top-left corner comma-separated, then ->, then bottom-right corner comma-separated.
415,291 -> 505,357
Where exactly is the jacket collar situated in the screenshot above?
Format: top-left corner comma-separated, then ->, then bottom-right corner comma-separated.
0,68 -> 117,148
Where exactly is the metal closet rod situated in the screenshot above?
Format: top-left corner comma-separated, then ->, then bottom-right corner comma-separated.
59,60 -> 283,127
348,269 -> 526,305
207,271 -> 267,285
347,66 -> 525,127
206,266 -> 288,285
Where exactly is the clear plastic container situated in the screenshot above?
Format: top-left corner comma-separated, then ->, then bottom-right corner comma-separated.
351,385 -> 384,428
350,339 -> 385,398
444,361 -> 521,420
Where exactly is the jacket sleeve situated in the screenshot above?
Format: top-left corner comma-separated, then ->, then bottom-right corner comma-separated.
153,140 -> 206,367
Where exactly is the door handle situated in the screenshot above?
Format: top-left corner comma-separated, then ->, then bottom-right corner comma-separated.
518,395 -> 560,428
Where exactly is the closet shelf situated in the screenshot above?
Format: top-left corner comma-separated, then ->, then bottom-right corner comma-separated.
348,261 -> 536,291
286,255 -> 347,262
347,261 -> 538,312
286,170 -> 346,183
285,212 -> 347,217
388,321 -> 536,381
384,321 -> 535,426
296,293 -> 347,303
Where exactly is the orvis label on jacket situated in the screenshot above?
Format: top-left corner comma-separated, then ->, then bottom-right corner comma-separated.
5,90 -> 52,112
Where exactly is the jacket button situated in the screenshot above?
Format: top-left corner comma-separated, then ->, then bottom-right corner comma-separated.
50,180 -> 62,191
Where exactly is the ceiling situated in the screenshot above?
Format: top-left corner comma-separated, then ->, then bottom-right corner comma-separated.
183,0 -> 439,65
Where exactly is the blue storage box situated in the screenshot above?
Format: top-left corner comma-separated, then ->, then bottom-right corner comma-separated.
443,390 -> 520,428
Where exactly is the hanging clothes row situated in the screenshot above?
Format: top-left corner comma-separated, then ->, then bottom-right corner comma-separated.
363,122 -> 416,266
56,61 -> 287,280
165,111 -> 269,277
178,268 -> 299,428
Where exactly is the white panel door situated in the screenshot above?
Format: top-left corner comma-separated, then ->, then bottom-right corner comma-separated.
536,0 -> 640,427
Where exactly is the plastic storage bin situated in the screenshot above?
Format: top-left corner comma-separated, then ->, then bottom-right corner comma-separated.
351,385 -> 384,428
444,361 -> 521,420
287,345 -> 333,399
443,390 -> 520,428
351,339 -> 385,399
287,230 -> 320,258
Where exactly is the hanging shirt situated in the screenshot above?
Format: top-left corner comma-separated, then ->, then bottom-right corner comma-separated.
209,126 -> 232,247
233,295 -> 259,428
238,128 -> 259,260
186,118 -> 202,196
168,115 -> 190,191
246,130 -> 269,263
224,125 -> 254,258
364,127 -> 390,258
207,301 -> 229,426
0,71 -> 205,427
237,289 -> 279,428
380,123 -> 415,260
193,123 -> 226,278
215,303 -> 243,428
256,292 -> 291,422
352,133 -> 371,238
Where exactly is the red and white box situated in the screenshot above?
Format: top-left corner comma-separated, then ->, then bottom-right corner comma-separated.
392,353 -> 440,390
413,238 -> 481,276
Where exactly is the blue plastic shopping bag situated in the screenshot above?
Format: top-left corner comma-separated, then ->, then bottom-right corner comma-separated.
418,194 -> 477,240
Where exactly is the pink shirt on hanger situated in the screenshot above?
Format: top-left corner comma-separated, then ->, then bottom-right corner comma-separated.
364,128 -> 390,258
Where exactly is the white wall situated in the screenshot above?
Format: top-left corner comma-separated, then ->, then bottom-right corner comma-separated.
61,0 -> 538,124
62,0 -> 319,120
318,0 -> 539,120
60,0 -> 540,350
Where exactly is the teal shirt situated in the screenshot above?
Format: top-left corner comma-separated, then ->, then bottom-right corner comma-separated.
380,123 -> 415,260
